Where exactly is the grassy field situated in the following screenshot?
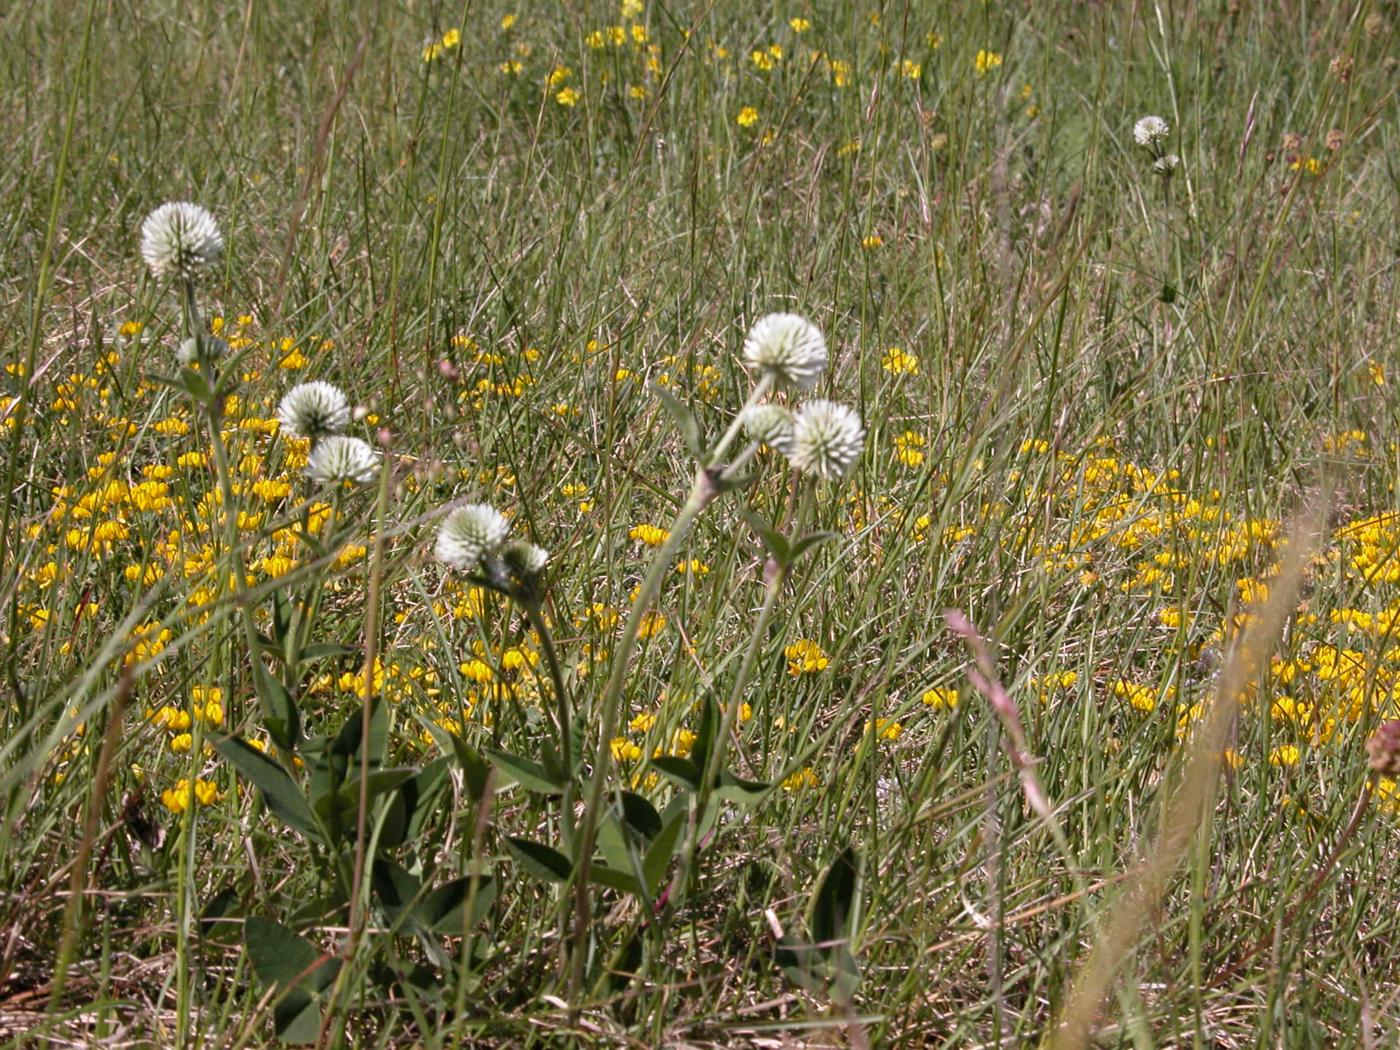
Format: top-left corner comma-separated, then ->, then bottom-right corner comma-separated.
3,0 -> 1399,1045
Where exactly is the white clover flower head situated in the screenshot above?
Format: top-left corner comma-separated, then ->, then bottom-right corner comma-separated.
140,202 -> 224,281
176,335 -> 229,366
740,403 -> 795,449
305,435 -> 378,485
1152,152 -> 1180,177
785,400 -> 865,480
436,503 -> 511,572
742,313 -> 828,390
278,381 -> 351,440
502,539 -> 550,577
1132,115 -> 1170,148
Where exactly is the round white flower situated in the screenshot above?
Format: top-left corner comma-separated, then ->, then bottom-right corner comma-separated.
740,403 -> 795,450
305,435 -> 378,485
742,313 -> 828,390
1132,115 -> 1170,148
436,504 -> 511,572
176,335 -> 229,365
278,381 -> 351,440
140,202 -> 224,281
503,539 -> 550,577
785,400 -> 865,480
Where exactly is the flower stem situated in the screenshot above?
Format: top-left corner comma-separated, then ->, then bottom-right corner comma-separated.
568,467 -> 716,998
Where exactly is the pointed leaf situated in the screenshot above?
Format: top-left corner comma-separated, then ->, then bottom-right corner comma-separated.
420,874 -> 496,933
714,769 -> 771,805
244,917 -> 342,1044
650,755 -> 700,792
504,836 -> 573,882
486,748 -> 565,796
590,865 -> 642,895
213,737 -> 317,839
738,507 -> 791,565
810,844 -> 861,950
788,530 -> 841,564
651,381 -> 703,458
619,791 -> 663,839
253,664 -> 300,753
643,811 -> 686,895
448,734 -> 491,801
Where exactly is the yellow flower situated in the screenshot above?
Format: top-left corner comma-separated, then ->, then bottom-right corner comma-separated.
629,523 -> 669,547
736,106 -> 759,128
781,766 -> 819,791
610,737 -> 642,763
556,87 -> 580,107
974,49 -> 1003,75
1269,744 -> 1301,767
861,234 -> 883,250
867,717 -> 903,741
637,611 -> 667,639
893,430 -> 926,468
789,17 -> 811,33
900,59 -> 921,79
442,28 -> 461,49
785,639 -> 829,676
921,687 -> 958,709
1111,679 -> 1157,712
501,13 -> 516,30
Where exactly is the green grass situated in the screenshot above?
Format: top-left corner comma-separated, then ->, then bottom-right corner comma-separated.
2,0 -> 1399,1045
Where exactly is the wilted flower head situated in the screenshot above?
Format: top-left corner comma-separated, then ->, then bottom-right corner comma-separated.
740,403 -> 794,449
278,381 -> 351,440
1132,115 -> 1170,148
305,435 -> 378,485
742,313 -> 828,390
785,400 -> 865,480
140,202 -> 224,281
177,335 -> 229,366
1152,153 -> 1180,177
502,539 -> 550,577
1367,720 -> 1400,776
436,504 -> 511,573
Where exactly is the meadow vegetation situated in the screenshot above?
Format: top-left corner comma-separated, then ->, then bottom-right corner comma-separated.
2,0 -> 1399,1045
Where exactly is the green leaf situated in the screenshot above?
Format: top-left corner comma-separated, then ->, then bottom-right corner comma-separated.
313,768 -> 417,838
420,873 -> 496,933
714,770 -> 771,804
371,859 -> 422,927
486,748 -> 565,796
301,642 -> 355,661
253,663 -> 300,753
643,812 -> 686,895
650,755 -> 700,792
447,735 -> 491,801
178,365 -> 212,403
332,701 -> 389,767
590,865 -> 642,895
787,530 -> 841,565
504,836 -> 573,882
244,917 -> 342,1044
399,758 -> 452,844
213,737 -> 318,840
619,791 -> 663,839
810,844 -> 861,950
597,813 -> 636,876
738,507 -> 790,565
651,381 -> 703,458
690,696 -> 720,776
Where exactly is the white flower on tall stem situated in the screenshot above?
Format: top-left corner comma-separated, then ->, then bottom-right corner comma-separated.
742,313 -> 828,390
278,381 -> 351,441
305,435 -> 378,485
140,202 -> 224,281
1132,115 -> 1170,148
784,400 -> 865,480
436,504 -> 511,573
177,335 -> 229,366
